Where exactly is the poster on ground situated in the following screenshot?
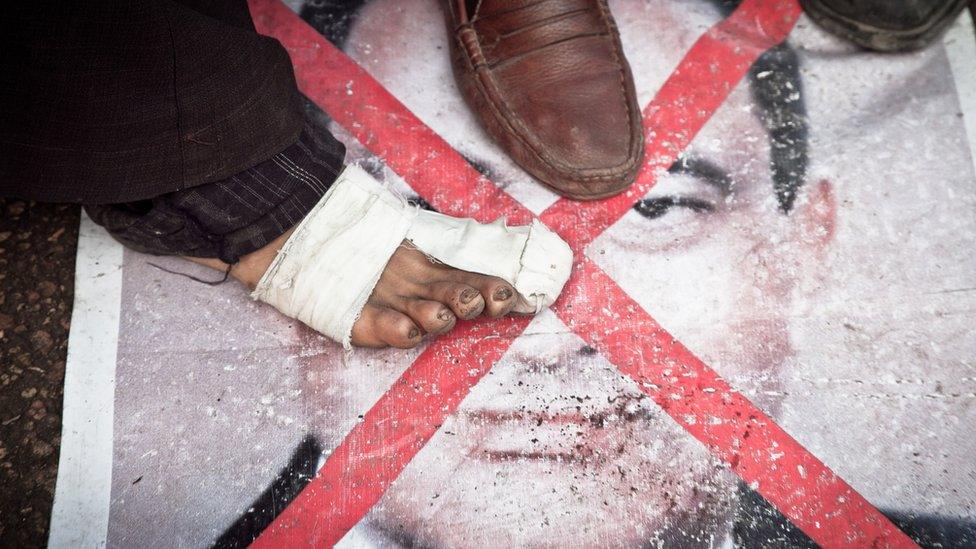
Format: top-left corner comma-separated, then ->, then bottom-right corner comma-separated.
52,1 -> 976,547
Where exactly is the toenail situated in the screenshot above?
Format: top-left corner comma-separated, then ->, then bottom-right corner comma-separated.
460,289 -> 477,303
408,328 -> 420,339
437,308 -> 452,322
493,287 -> 512,302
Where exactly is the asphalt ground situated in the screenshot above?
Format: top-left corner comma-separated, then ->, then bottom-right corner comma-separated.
0,199 -> 80,547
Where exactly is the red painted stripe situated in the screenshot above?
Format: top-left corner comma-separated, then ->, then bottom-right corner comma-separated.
251,316 -> 530,548
247,0 -> 919,547
553,257 -> 918,548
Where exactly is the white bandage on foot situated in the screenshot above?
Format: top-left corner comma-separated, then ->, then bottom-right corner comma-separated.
251,165 -> 573,348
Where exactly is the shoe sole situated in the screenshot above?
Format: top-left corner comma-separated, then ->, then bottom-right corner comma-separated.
800,0 -> 970,52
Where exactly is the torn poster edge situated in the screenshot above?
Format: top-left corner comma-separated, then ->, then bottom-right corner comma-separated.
48,212 -> 123,548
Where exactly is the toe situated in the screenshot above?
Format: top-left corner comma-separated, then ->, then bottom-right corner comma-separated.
397,297 -> 456,335
375,307 -> 423,348
350,305 -> 387,348
450,272 -> 518,318
423,281 -> 485,320
350,304 -> 422,349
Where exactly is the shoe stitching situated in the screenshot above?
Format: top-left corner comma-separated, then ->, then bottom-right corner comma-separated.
488,31 -> 610,71
475,0 -> 561,22
495,6 -> 593,39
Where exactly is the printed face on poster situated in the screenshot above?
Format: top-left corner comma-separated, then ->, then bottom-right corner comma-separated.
68,1 -> 976,547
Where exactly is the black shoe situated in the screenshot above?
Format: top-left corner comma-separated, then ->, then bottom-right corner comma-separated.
800,0 -> 970,51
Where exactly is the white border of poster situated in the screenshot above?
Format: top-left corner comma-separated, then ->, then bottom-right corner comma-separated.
48,214 -> 122,548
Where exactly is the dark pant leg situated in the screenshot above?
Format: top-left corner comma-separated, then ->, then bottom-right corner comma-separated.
0,0 -> 304,203
85,113 -> 345,264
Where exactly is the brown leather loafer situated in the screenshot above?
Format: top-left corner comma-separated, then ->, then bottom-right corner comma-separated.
445,0 -> 644,200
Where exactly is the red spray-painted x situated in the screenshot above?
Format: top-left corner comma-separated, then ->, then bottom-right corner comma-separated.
247,1 -> 918,547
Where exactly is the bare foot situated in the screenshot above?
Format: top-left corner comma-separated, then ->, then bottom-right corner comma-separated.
188,233 -> 520,349
348,242 -> 518,348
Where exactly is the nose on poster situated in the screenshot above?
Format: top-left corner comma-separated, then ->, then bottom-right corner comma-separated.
48,1 -> 976,548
